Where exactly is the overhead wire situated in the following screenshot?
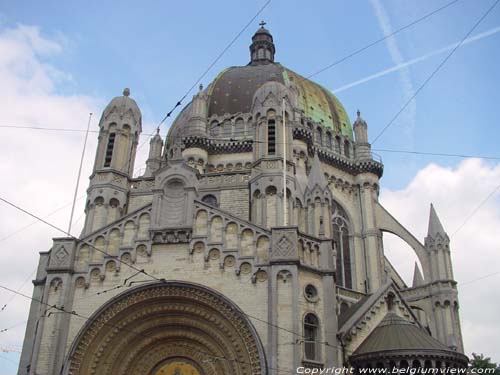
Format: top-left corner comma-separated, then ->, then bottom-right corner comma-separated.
371,0 -> 500,144
306,0 -> 461,79
0,283 -> 300,375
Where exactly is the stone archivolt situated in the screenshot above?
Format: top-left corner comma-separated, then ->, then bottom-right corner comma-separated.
66,282 -> 265,375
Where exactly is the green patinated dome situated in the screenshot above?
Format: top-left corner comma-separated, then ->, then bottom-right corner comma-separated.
207,63 -> 353,140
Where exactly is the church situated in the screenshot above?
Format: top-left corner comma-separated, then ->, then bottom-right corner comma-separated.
18,25 -> 468,375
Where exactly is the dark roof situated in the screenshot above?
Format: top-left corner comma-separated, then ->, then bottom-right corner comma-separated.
206,63 -> 353,138
353,313 -> 450,355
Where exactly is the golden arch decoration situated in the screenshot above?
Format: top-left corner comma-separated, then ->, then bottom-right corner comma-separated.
65,281 -> 266,375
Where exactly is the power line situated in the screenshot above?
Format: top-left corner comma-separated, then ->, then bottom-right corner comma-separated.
306,0 -> 461,79
0,195 -> 343,354
137,0 -> 272,155
0,283 -> 299,375
0,196 -> 161,284
451,181 -> 500,237
373,148 -> 500,160
371,0 -> 500,144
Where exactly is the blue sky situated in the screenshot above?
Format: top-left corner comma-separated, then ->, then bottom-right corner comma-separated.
0,0 -> 500,371
2,0 -> 500,189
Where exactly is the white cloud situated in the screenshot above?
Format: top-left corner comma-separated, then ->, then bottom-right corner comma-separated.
380,158 -> 500,361
0,24 -> 100,372
369,0 -> 416,143
0,24 -> 151,373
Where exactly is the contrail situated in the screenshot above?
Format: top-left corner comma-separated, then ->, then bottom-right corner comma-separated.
370,0 -> 416,139
333,25 -> 500,94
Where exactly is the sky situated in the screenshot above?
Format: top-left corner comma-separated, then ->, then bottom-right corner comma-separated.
0,0 -> 499,372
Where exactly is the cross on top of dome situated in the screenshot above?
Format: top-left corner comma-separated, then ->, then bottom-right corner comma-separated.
250,22 -> 275,65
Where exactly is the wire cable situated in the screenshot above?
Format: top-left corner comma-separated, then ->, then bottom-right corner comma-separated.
306,0 -> 461,79
371,0 -> 500,144
0,196 -> 161,283
0,283 -> 299,375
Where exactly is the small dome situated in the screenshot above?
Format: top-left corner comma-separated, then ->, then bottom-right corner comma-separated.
350,313 -> 468,367
101,88 -> 142,127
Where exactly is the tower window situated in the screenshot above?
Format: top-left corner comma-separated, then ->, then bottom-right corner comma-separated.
304,313 -> 319,361
267,119 -> 276,155
104,133 -> 116,167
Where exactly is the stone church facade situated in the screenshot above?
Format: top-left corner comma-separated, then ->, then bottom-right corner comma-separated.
19,26 -> 468,375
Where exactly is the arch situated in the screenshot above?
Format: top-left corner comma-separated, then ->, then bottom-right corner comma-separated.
201,194 -> 218,207
383,232 -> 423,287
332,201 -> 353,289
303,313 -> 320,361
344,140 -> 350,158
65,281 -> 267,375
374,203 -> 430,282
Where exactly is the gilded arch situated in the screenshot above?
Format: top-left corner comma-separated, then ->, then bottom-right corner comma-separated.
65,281 -> 267,375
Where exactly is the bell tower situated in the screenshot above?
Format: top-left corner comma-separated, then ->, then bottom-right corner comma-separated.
82,88 -> 142,235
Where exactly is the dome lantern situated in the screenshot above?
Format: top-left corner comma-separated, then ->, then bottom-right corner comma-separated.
249,21 -> 275,65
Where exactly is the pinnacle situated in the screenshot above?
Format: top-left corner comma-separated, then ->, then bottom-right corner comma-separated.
427,203 -> 446,238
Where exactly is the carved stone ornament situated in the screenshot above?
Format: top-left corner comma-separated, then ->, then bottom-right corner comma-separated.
65,281 -> 266,375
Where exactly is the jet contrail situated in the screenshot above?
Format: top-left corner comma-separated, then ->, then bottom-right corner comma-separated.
332,25 -> 500,94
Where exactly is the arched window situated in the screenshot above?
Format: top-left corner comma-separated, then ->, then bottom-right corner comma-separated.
332,202 -> 352,289
210,121 -> 219,136
326,132 -> 333,149
223,120 -> 232,137
344,140 -> 350,158
304,313 -> 319,361
267,119 -> 276,155
335,136 -> 342,154
104,132 -> 116,167
315,127 -> 322,146
235,118 -> 244,137
202,194 -> 218,207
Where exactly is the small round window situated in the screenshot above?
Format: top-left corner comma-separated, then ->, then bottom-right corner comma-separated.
304,284 -> 318,302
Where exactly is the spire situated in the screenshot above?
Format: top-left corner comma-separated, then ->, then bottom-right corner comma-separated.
427,203 -> 446,238
412,262 -> 424,287
249,22 -> 276,65
307,152 -> 328,191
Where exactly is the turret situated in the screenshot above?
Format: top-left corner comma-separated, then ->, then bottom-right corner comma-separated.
83,88 -> 142,235
425,203 -> 453,281
249,21 -> 275,65
178,84 -> 209,173
93,88 -> 142,175
353,110 -> 371,160
423,204 -> 463,352
144,128 -> 164,177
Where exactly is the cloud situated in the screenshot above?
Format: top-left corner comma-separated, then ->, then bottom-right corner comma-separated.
0,24 -> 152,373
0,24 -> 100,372
380,158 -> 500,361
369,0 -> 416,142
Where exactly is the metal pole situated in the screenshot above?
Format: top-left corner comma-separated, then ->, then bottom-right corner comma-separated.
283,97 -> 287,226
68,113 -> 92,234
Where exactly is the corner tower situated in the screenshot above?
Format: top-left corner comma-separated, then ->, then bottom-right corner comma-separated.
83,88 -> 142,235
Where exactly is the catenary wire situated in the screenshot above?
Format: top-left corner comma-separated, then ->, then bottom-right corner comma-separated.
136,0 -> 272,155
0,196 -> 162,283
0,195 -> 344,354
0,283 -> 299,375
371,0 -> 500,144
306,0 -> 461,79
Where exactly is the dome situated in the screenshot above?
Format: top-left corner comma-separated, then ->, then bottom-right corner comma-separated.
167,25 -> 353,145
101,88 -> 142,127
350,313 -> 468,367
206,63 -> 352,138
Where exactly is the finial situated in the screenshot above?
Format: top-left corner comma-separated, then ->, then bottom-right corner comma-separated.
123,88 -> 130,97
357,109 -> 361,118
156,127 -> 160,135
259,20 -> 267,28
199,83 -> 203,92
